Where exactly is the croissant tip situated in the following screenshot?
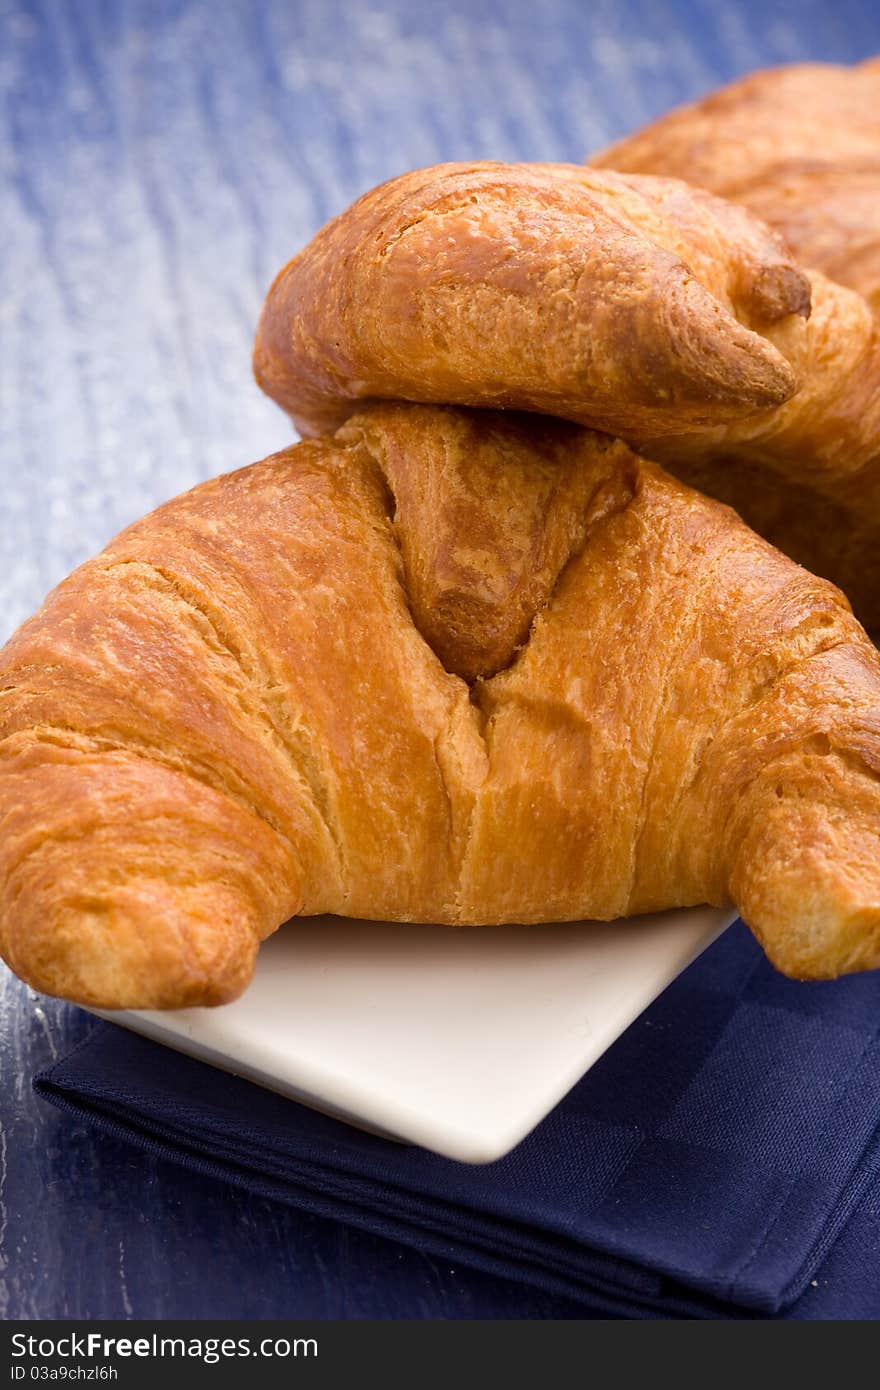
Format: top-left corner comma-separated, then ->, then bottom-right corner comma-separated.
0,873 -> 262,1010
732,782 -> 880,983
1,925 -> 246,1009
664,273 -> 800,417
745,264 -> 812,324
756,910 -> 880,982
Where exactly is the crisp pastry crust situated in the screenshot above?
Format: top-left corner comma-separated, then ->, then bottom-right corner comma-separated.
592,61 -> 880,624
2,405 -> 878,1008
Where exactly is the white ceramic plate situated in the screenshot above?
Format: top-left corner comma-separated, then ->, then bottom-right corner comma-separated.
96,906 -> 735,1164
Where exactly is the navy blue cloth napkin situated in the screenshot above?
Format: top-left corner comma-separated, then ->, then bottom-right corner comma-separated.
34,922 -> 880,1318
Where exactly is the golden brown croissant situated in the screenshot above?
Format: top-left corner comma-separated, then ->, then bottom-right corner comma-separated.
591,65 -> 880,624
2,404 -> 879,1009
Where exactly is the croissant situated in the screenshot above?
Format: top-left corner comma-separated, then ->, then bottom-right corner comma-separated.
591,65 -> 880,624
254,161 -> 811,440
2,404 -> 879,1009
254,160 -> 880,627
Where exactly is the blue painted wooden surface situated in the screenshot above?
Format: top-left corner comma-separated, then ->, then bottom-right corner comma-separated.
2,0 -> 880,1320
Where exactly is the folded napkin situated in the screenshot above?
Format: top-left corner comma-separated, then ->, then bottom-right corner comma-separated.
34,922 -> 880,1318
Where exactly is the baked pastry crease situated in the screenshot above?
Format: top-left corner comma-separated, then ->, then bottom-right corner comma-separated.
2,405 -> 878,1008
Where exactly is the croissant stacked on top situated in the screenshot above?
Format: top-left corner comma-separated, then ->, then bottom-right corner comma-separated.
1,63 -> 879,1010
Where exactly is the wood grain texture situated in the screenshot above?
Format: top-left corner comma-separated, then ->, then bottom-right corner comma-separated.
2,0 -> 880,1321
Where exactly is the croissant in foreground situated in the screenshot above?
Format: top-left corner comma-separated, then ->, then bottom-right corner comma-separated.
1,405 -> 879,1009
